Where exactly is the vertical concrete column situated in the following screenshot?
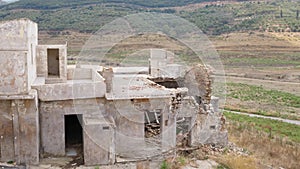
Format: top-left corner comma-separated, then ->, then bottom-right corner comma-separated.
11,96 -> 39,164
160,99 -> 176,152
18,98 -> 39,165
102,68 -> 114,93
11,100 -> 20,164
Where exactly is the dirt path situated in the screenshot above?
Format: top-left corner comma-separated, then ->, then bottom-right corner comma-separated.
225,76 -> 300,96
226,110 -> 300,125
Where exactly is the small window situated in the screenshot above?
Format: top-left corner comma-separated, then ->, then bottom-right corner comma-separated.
103,126 -> 110,130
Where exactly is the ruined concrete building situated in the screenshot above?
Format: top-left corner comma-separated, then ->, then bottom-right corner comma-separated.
0,19 -> 227,166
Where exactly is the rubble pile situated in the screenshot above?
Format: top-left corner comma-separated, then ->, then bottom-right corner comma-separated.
178,142 -> 250,161
145,123 -> 161,138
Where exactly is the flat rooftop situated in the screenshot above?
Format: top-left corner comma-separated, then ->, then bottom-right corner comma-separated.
105,74 -> 175,100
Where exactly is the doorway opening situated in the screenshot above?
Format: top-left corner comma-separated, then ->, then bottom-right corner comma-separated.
65,114 -> 83,165
47,49 -> 60,77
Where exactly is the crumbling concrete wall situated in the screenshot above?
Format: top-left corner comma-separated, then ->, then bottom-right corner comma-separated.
190,113 -> 228,146
177,96 -> 199,146
109,97 -> 176,157
184,65 -> 212,105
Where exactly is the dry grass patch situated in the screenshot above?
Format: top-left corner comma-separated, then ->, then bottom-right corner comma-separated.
225,112 -> 300,169
216,155 -> 257,169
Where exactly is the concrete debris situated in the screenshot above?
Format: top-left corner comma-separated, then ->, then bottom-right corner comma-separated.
182,159 -> 219,169
145,123 -> 160,138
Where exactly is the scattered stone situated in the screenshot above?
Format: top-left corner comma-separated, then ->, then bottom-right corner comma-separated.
183,159 -> 219,169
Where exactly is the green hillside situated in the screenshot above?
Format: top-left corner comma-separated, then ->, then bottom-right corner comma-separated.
0,0 -> 215,9
0,0 -> 299,35
180,1 -> 300,35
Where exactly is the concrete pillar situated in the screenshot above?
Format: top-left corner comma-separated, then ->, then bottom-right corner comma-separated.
102,68 -> 114,93
160,104 -> 176,151
15,98 -> 39,165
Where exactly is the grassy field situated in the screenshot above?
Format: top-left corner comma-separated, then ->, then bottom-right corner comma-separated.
225,82 -> 300,120
161,111 -> 300,169
224,111 -> 300,142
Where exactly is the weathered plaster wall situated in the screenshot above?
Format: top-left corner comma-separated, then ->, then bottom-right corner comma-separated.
14,97 -> 39,165
67,68 -> 92,80
0,100 -> 14,162
39,99 -> 106,156
190,113 -> 228,146
149,49 -> 185,78
0,91 -> 39,164
110,100 -> 144,157
26,21 -> 38,90
160,98 -> 176,151
0,19 -> 33,51
0,51 -> 28,95
83,117 -> 115,165
0,19 -> 37,95
33,81 -> 106,101
36,46 -> 47,77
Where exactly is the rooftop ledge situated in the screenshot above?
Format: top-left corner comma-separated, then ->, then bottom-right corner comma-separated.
0,90 -> 37,100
